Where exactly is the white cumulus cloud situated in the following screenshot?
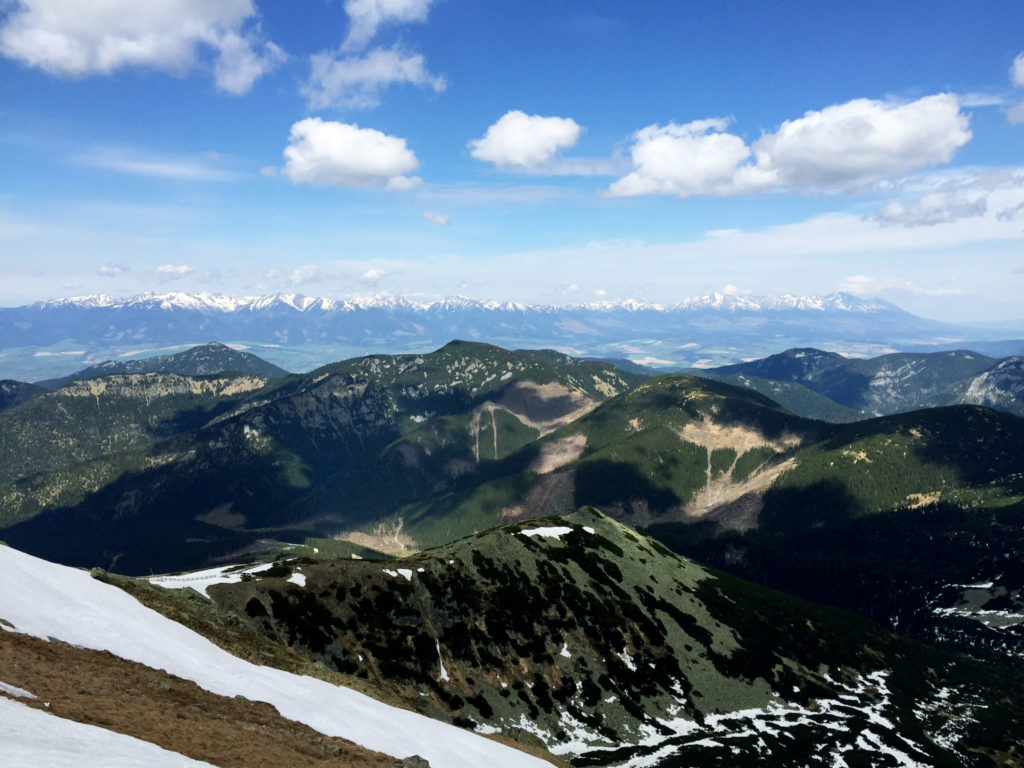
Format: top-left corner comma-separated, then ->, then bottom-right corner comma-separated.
0,0 -> 283,93
753,94 -> 971,189
303,47 -> 445,110
361,268 -> 385,281
608,119 -> 771,197
343,0 -> 434,50
469,111 -> 583,169
609,94 -> 971,198
281,118 -> 421,190
422,210 -> 450,226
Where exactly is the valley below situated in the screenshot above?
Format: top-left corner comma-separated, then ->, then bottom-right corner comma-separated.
2,337 -> 1023,766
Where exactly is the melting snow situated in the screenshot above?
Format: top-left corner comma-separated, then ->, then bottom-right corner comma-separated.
0,679 -> 36,699
519,526 -> 573,539
148,563 -> 274,598
436,639 -> 450,682
0,545 -> 552,768
0,696 -> 217,767
514,665 -> 938,768
287,573 -> 306,587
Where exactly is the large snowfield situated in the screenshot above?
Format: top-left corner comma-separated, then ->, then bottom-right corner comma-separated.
0,544 -> 553,768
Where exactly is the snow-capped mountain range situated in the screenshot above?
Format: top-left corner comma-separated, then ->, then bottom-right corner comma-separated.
1,291 -> 1018,381
37,290 -> 894,314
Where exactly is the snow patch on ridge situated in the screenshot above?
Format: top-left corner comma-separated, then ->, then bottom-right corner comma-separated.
0,545 -> 552,768
148,563 -> 275,598
519,526 -> 573,538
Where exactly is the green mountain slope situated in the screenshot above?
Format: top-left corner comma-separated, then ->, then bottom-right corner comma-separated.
0,379 -> 45,412
133,509 -> 1024,767
703,372 -> 865,422
5,342 -> 1023,672
37,341 -> 289,389
384,376 -> 1024,664
394,374 -> 827,546
0,372 -> 275,527
707,347 -> 1024,418
651,405 -> 1024,664
0,342 -> 640,573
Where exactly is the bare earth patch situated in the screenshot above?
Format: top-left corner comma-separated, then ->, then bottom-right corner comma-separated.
685,458 -> 797,524
195,503 -> 246,530
675,419 -> 802,454
338,519 -> 417,556
466,381 -> 599,464
0,630 -> 395,768
531,434 -> 587,475
674,418 -> 801,526
494,381 -> 599,435
906,492 -> 941,509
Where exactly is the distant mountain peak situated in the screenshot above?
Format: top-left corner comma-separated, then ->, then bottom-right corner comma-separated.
28,290 -> 902,315
36,341 -> 288,389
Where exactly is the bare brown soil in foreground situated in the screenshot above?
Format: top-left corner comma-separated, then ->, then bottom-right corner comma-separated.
0,629 -> 397,768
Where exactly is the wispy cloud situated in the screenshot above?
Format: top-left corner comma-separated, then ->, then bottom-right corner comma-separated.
99,263 -> 129,277
74,146 -> 237,181
422,210 -> 450,226
303,0 -> 443,110
342,0 -> 435,51
839,274 -> 964,298
303,46 -> 445,110
958,92 -> 1007,107
420,183 -> 578,206
156,264 -> 193,280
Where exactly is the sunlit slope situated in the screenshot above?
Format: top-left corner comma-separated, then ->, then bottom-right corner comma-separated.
398,375 -> 1024,545
706,347 -> 1024,418
37,341 -> 290,390
0,342 -> 640,573
176,508 -> 1024,767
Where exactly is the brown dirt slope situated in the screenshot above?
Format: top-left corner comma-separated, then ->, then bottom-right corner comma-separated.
0,630 -> 396,768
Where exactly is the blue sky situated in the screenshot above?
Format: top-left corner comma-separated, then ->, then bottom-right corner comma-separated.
1,0 -> 1023,322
